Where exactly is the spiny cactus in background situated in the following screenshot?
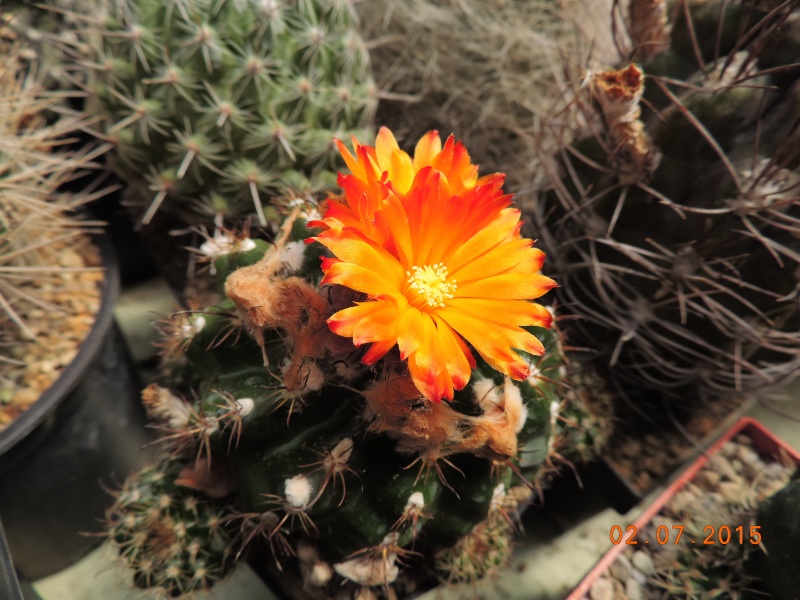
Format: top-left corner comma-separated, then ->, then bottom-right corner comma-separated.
86,0 -> 377,227
534,0 -> 800,418
0,38 -> 110,427
3,0 -> 94,92
358,0 -> 619,196
106,129 -> 607,598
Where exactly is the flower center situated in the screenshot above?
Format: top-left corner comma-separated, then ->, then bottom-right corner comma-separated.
406,263 -> 457,308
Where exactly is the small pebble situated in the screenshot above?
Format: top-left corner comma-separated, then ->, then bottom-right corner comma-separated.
625,577 -> 643,600
737,446 -> 760,466
699,470 -> 721,487
721,441 -> 739,458
631,551 -> 655,576
589,578 -> 614,600
609,554 -> 632,580
719,480 -> 747,504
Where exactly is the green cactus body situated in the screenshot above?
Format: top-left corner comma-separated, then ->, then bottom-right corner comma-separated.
91,0 -> 376,226
105,460 -> 238,595
536,0 -> 800,413
108,212 -> 605,597
754,476 -> 800,600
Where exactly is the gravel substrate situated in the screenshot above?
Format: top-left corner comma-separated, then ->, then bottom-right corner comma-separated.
583,434 -> 795,600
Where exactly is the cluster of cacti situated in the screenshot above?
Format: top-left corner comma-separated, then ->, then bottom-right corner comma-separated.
358,0 -> 619,195
0,35 -> 109,427
83,0 -> 377,227
534,0 -> 800,416
105,126 -> 610,596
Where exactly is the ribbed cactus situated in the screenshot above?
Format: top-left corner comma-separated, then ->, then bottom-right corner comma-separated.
535,0 -> 800,415
106,129 -> 608,597
88,0 -> 377,226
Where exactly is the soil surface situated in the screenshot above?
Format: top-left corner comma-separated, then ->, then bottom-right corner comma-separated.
0,236 -> 102,430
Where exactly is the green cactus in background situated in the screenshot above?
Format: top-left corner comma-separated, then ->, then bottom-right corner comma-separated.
105,206 -> 605,597
753,475 -> 800,600
534,0 -> 800,418
86,0 -> 376,227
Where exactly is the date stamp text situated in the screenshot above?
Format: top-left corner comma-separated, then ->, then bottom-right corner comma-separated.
610,524 -> 762,545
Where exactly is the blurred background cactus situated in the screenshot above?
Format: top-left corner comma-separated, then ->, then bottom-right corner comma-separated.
105,206 -> 607,598
84,0 -> 378,228
358,0 -> 620,196
534,0 -> 800,424
0,34 -> 110,428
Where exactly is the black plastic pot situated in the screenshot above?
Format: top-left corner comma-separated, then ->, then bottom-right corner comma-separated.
0,516 -> 23,600
0,230 -> 153,581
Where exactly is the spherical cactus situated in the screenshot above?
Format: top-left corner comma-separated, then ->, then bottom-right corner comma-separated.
107,129 -> 609,597
535,0 -> 800,416
88,0 -> 377,226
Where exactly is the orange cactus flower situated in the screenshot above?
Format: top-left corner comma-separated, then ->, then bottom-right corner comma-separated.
309,127 -> 557,402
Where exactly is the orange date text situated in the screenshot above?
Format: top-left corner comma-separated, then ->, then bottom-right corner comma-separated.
609,524 -> 762,545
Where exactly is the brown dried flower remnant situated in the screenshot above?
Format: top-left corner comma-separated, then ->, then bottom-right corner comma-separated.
590,64 -> 661,184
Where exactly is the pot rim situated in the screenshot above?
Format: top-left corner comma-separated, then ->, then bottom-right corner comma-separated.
0,226 -> 120,456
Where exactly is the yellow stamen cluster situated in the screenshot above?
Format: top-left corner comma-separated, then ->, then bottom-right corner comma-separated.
406,263 -> 457,308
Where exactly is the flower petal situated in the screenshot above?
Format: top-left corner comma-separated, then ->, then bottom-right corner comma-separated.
407,316 -> 452,402
432,315 -> 472,391
327,300 -> 391,338
375,127 -> 414,194
313,227 -> 405,289
446,298 -> 553,329
438,306 -> 545,379
412,130 -> 443,171
362,339 -> 396,364
320,260 -> 400,297
455,273 -> 557,301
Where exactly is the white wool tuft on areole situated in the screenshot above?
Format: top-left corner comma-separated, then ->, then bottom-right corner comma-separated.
284,475 -> 313,508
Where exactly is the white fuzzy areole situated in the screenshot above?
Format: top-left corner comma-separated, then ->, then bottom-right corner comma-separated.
503,381 -> 527,433
549,400 -> 560,420
278,240 -> 307,272
199,230 -> 235,257
472,377 -> 500,411
526,362 -> 543,385
159,390 -> 192,429
405,491 -> 425,510
307,562 -> 333,587
180,315 -> 206,337
238,238 -> 257,252
490,483 -> 507,510
235,397 -> 255,417
281,359 -> 325,394
284,475 -> 313,508
330,438 -> 354,465
304,361 -> 326,393
333,533 -> 400,586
